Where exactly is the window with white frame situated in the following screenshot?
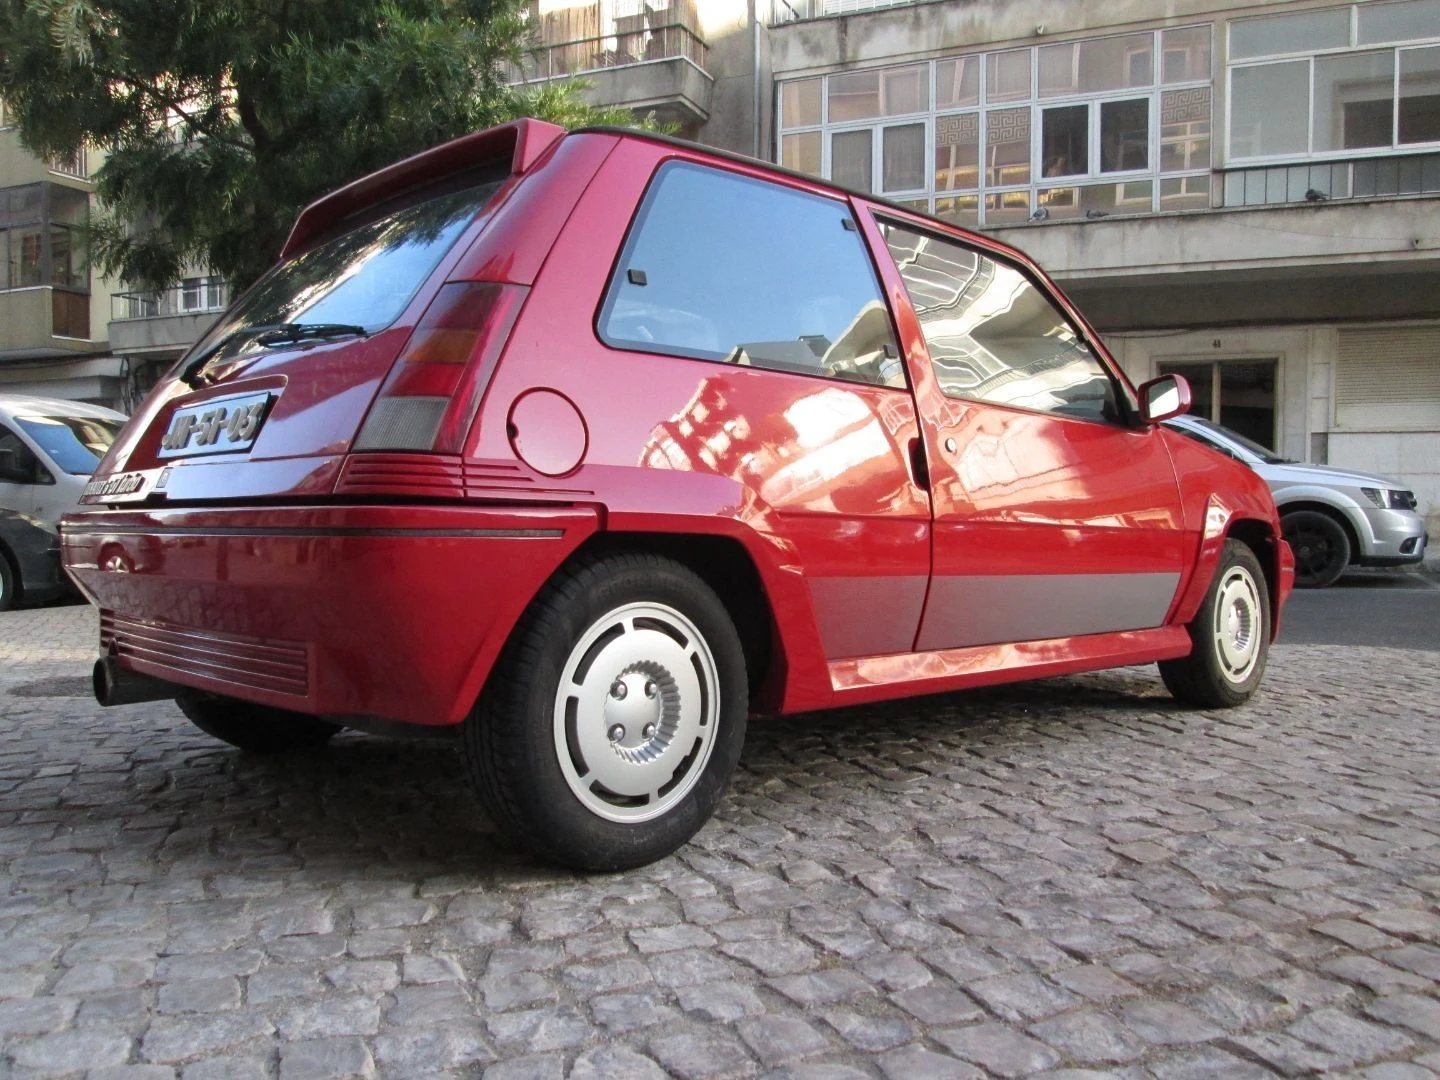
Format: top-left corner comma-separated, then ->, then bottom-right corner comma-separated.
1228,0 -> 1440,163
179,275 -> 227,313
777,25 -> 1213,229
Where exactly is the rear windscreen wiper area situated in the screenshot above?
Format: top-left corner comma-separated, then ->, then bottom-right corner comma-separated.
179,323 -> 369,387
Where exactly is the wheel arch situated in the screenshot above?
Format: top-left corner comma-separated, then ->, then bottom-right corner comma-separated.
0,539 -> 20,607
565,531 -> 786,711
1225,517 -> 1284,635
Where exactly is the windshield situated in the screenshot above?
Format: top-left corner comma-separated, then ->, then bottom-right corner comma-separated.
1177,416 -> 1289,464
191,176 -> 505,367
15,414 -> 124,474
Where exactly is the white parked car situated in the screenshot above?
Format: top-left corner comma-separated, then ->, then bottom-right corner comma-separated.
1165,414 -> 1428,588
0,395 -> 128,529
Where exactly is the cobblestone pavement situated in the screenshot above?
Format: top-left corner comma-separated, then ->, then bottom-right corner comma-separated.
2,604 -> 1440,1079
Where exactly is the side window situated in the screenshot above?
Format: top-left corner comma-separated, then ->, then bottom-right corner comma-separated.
600,163 -> 905,389
0,426 -> 37,484
879,220 -> 1122,422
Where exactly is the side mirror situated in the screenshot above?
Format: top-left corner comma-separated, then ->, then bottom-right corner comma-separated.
1137,373 -> 1191,424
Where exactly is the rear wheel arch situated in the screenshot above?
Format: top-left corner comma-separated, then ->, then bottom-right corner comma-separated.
0,542 -> 19,611
565,531 -> 780,709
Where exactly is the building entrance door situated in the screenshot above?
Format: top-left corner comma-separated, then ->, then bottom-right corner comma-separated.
1158,358 -> 1278,450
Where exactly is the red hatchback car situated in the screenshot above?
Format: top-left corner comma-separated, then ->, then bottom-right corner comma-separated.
64,120 -> 1293,870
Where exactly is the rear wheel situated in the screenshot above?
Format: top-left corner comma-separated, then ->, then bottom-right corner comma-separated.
1282,509 -> 1350,588
176,691 -> 341,753
1160,539 -> 1270,708
465,552 -> 748,872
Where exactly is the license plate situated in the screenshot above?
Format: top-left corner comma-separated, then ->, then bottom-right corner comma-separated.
159,391 -> 274,459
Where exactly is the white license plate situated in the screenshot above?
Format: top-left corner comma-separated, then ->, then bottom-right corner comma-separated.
159,392 -> 274,459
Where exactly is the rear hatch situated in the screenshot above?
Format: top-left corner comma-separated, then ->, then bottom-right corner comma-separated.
81,119 -> 578,508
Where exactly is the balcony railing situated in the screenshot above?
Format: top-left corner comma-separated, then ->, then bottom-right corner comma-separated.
1222,151 -> 1440,209
763,0 -> 918,25
112,280 -> 228,322
505,22 -> 707,82
48,147 -> 87,179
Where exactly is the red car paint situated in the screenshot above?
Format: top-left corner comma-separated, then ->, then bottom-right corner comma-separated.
63,119 -> 1292,731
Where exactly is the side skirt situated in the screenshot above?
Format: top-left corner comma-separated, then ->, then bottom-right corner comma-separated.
827,626 -> 1192,708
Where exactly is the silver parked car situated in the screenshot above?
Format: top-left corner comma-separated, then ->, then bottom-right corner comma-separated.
1165,414 -> 1429,588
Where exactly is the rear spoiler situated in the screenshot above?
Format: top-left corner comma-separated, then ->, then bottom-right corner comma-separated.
280,118 -> 567,259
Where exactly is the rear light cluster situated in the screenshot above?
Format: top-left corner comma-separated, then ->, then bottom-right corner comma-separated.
355,281 -> 527,454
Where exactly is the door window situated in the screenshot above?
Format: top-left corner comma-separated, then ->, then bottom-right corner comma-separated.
600,163 -> 904,389
879,220 -> 1123,422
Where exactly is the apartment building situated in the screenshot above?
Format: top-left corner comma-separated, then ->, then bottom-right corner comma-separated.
530,0 -> 1440,535
0,98 -> 124,404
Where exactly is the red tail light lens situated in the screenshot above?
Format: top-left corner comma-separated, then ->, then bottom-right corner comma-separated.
354,281 -> 527,454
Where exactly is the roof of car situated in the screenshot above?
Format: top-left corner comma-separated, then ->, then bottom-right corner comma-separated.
0,394 -> 128,421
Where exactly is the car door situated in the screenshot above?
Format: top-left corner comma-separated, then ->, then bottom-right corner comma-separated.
864,213 -> 1188,651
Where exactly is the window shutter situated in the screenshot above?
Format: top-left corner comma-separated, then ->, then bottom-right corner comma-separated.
1335,327 -> 1440,428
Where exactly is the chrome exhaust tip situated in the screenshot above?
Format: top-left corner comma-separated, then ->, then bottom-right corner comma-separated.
93,656 -> 180,707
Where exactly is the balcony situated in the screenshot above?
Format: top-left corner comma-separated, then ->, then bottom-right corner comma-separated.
109,280 -> 228,360
506,0 -> 712,127
0,288 -> 96,359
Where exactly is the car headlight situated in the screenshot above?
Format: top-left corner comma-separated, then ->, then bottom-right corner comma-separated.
1362,487 -> 1419,511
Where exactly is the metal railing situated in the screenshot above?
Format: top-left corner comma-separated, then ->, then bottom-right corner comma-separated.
112,281 -> 228,321
48,148 -> 87,180
505,23 -> 707,83
1221,151 -> 1440,209
763,0 -> 920,25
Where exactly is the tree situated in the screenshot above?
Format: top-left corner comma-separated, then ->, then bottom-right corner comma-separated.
0,0 -> 636,291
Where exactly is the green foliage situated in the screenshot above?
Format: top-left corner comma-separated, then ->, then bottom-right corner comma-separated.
0,0 -> 641,290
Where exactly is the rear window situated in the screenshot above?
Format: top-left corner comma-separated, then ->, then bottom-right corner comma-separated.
192,176 -> 505,366
14,414 -> 123,474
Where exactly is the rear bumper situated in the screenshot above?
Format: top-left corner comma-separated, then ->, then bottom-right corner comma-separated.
62,503 -> 598,726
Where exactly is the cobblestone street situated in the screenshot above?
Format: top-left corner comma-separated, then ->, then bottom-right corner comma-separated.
2,603 -> 1439,1079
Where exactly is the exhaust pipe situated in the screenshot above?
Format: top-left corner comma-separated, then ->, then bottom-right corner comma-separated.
93,656 -> 182,707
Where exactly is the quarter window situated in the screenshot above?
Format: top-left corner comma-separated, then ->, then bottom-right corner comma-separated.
880,220 -> 1121,422
600,164 -> 904,389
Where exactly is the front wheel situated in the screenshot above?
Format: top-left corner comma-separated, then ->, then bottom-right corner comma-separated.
1160,540 -> 1271,709
1282,509 -> 1350,588
464,552 -> 748,872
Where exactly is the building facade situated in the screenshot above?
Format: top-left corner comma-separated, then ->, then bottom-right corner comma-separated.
529,0 -> 1438,538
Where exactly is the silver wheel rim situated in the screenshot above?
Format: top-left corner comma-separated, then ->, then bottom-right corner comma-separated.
1213,565 -> 1262,684
553,601 -> 720,823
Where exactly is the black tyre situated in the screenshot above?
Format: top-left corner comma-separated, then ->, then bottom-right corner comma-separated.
465,552 -> 748,872
0,553 -> 14,612
1160,539 -> 1271,709
1282,509 -> 1350,588
176,691 -> 341,753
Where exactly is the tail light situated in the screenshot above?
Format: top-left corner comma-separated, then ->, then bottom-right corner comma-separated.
355,281 -> 527,454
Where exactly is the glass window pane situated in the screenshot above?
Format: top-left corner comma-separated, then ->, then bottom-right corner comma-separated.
10,225 -> 43,287
937,56 -> 980,108
984,191 -> 1031,225
882,65 -> 928,115
781,78 -> 822,128
1358,0 -> 1440,45
782,132 -> 822,176
1230,61 -> 1310,158
880,222 -> 1118,422
934,112 -> 981,191
0,231 -> 8,289
985,107 -> 1031,186
601,163 -> 902,388
829,71 -> 881,122
832,129 -> 873,192
1081,34 -> 1154,93
1160,174 -> 1211,210
1400,45 -> 1440,143
1042,105 -> 1089,177
1230,9 -> 1352,60
1161,87 -> 1212,172
1315,51 -> 1396,151
1163,25 -> 1212,83
883,123 -> 926,192
986,50 -> 1031,103
1100,98 -> 1149,172
1,185 -> 42,227
1037,180 -> 1155,219
935,195 -> 979,228
49,225 -> 84,289
1038,43 -> 1080,98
